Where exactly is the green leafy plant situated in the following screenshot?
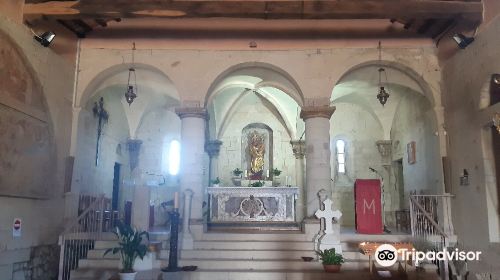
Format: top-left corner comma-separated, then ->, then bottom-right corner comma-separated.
211,177 -> 221,185
316,248 -> 344,265
232,168 -> 243,176
250,181 -> 265,188
104,221 -> 149,273
272,168 -> 282,176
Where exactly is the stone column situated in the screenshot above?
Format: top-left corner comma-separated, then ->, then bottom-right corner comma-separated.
376,140 -> 392,226
205,140 -> 223,184
300,105 -> 335,218
130,167 -> 150,231
181,189 -> 194,249
290,140 -> 306,222
175,107 -> 208,222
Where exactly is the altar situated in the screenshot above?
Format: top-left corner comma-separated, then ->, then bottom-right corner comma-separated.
207,187 -> 299,222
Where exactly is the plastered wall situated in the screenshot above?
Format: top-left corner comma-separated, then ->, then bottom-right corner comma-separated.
0,14 -> 75,279
440,15 -> 500,276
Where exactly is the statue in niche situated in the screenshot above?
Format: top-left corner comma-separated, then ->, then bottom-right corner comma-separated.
249,131 -> 265,179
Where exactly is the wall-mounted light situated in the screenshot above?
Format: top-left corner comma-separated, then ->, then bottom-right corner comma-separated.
453,33 -> 474,49
33,31 -> 56,47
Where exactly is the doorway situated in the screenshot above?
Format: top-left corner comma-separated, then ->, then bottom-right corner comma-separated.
112,162 -> 121,211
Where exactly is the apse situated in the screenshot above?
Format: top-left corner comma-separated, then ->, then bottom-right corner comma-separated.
206,65 -> 304,187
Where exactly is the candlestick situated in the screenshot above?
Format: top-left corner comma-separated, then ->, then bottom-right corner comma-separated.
174,192 -> 179,209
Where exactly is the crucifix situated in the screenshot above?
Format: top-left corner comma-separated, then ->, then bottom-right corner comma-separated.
93,97 -> 109,166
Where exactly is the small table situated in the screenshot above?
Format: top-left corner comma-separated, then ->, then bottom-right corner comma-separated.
359,242 -> 414,273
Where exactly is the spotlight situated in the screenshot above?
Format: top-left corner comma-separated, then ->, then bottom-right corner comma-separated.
452,33 -> 474,49
34,31 -> 56,47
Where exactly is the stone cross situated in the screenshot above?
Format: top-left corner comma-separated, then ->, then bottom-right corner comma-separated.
315,198 -> 342,234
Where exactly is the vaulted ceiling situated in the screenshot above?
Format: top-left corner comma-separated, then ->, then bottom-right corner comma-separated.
24,0 -> 483,40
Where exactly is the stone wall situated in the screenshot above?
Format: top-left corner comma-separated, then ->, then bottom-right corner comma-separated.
330,103 -> 383,226
440,14 -> 500,277
390,93 -> 443,200
0,14 -> 75,280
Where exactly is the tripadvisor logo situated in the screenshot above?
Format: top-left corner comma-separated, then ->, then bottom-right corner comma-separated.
374,244 -> 482,267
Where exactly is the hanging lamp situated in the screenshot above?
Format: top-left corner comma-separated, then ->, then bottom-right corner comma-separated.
376,41 -> 390,106
125,42 -> 138,105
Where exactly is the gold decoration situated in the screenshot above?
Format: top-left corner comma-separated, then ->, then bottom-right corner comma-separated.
249,131 -> 265,175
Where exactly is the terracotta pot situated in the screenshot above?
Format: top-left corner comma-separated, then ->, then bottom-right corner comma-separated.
119,272 -> 137,280
323,264 -> 341,273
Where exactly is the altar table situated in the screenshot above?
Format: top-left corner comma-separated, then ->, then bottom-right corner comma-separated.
207,187 -> 298,222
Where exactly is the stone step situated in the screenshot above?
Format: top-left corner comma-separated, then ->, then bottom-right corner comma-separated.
176,249 -> 367,261
70,268 -> 162,280
177,259 -> 369,271
70,268 -> 440,280
78,258 -> 165,269
86,248 -> 368,261
193,240 -> 315,250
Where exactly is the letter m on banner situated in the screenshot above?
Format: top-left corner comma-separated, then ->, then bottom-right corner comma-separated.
355,179 -> 383,234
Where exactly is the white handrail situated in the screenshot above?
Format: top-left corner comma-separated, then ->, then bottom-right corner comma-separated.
409,194 -> 455,280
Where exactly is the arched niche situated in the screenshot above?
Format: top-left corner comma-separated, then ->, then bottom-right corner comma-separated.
0,30 -> 54,198
242,123 -> 273,180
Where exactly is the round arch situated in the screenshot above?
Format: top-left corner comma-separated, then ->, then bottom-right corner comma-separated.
78,62 -> 180,107
204,62 -> 305,107
333,60 -> 436,107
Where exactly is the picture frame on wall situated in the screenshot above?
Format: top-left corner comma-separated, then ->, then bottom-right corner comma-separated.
407,141 -> 416,164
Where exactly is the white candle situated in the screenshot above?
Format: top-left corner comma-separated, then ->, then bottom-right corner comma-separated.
174,192 -> 179,209
266,170 -> 270,178
244,170 -> 248,178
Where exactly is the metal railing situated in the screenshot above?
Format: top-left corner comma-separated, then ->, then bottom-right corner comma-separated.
409,194 -> 455,280
58,194 -> 119,280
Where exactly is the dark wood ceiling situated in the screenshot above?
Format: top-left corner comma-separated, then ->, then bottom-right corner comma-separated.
23,0 -> 483,39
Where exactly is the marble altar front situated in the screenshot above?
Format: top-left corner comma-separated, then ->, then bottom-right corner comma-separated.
207,187 -> 298,222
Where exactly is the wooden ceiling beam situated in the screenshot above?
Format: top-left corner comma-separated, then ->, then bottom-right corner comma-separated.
24,0 -> 483,21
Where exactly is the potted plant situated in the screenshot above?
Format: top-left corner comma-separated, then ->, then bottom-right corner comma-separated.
104,222 -> 149,280
232,168 -> 243,186
211,177 -> 221,187
316,248 -> 344,273
250,181 -> 265,188
272,168 -> 282,186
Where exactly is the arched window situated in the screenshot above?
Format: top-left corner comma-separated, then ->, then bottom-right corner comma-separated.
168,140 -> 181,176
336,140 -> 346,174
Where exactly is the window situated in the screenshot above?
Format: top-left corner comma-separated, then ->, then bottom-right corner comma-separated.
163,139 -> 180,176
168,140 -> 181,176
336,140 -> 346,174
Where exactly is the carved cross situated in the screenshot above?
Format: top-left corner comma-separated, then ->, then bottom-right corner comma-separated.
92,97 -> 109,166
315,198 -> 342,234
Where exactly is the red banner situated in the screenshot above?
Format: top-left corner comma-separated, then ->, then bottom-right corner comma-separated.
355,179 -> 383,234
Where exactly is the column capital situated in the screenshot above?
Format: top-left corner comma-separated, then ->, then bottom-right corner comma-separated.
290,140 -> 306,159
205,140 -> 223,157
300,105 -> 336,120
175,107 -> 208,119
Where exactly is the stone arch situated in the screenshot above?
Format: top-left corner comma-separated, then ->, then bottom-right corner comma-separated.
204,61 -> 305,107
334,60 -> 436,107
78,62 -> 180,108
